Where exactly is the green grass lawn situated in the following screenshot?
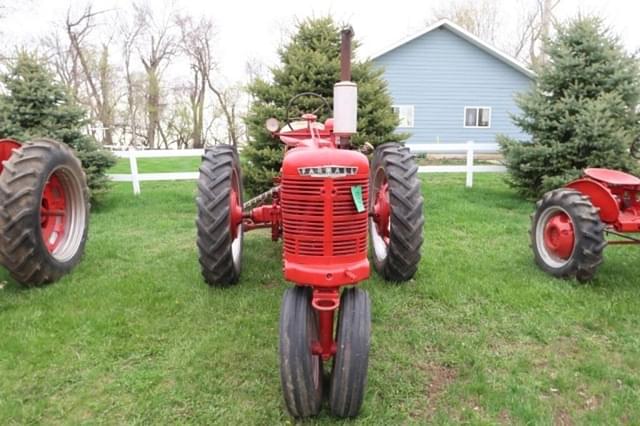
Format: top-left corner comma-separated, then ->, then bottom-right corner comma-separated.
1,173 -> 639,424
109,156 -> 202,174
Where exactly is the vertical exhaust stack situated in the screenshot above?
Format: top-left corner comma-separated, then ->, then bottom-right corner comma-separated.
334,27 -> 357,148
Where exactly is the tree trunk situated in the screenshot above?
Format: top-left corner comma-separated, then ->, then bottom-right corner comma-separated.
146,69 -> 160,149
98,45 -> 113,146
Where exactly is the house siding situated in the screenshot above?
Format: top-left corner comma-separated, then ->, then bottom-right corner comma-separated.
374,27 -> 533,144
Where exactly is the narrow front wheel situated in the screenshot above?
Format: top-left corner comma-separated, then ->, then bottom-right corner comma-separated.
329,287 -> 371,417
279,286 -> 323,418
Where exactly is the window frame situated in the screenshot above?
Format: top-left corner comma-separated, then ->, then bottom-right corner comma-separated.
392,104 -> 415,128
463,106 -> 492,129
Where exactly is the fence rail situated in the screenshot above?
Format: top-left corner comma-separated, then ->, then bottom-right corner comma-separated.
108,141 -> 505,195
409,142 -> 506,188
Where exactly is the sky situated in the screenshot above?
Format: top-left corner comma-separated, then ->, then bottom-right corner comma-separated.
2,0 -> 640,85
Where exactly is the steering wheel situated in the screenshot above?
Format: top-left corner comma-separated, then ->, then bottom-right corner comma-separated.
284,92 -> 331,131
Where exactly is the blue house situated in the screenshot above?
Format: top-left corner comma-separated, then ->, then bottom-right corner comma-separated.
372,19 -> 534,144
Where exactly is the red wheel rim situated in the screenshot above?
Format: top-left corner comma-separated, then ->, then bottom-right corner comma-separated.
41,172 -> 68,253
370,168 -> 391,260
229,169 -> 243,267
542,211 -> 575,260
373,180 -> 390,244
229,170 -> 243,240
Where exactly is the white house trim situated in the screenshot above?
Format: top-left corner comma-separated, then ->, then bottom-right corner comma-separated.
370,19 -> 535,80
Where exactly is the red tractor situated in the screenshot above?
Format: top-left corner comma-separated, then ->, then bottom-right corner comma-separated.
531,167 -> 640,281
0,138 -> 89,286
195,29 -> 424,417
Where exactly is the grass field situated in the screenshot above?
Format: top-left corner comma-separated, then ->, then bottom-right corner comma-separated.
109,157 -> 202,174
1,172 -> 640,424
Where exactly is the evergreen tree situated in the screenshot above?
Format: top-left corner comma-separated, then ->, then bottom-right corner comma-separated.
244,17 -> 406,195
499,17 -> 640,198
0,52 -> 115,200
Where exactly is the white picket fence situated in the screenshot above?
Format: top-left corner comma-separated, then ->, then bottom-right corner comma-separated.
109,148 -> 202,195
412,142 -> 506,187
108,141 -> 505,195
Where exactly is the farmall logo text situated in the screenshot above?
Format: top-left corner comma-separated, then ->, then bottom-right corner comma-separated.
298,166 -> 358,178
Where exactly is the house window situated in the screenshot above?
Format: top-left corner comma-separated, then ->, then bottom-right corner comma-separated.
464,107 -> 491,128
392,105 -> 414,128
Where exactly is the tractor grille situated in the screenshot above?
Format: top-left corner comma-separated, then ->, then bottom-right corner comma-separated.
281,176 -> 369,257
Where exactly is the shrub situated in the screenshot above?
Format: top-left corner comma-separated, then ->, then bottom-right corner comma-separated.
0,52 -> 116,201
499,17 -> 640,198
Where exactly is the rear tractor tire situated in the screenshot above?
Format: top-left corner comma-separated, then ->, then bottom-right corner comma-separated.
369,142 -> 424,282
279,286 -> 323,418
0,139 -> 89,286
196,145 -> 244,286
530,188 -> 606,282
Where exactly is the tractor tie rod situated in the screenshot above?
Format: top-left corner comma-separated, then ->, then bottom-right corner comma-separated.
605,228 -> 640,243
243,185 -> 280,210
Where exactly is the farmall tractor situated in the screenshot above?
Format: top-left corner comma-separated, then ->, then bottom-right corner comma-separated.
0,138 -> 89,286
531,167 -> 640,281
195,29 -> 424,417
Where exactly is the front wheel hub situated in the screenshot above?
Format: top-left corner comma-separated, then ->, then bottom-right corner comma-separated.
542,211 -> 575,261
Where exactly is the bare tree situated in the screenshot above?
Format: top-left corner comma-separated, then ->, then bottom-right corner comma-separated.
134,2 -> 178,149
209,84 -> 245,148
42,29 -> 83,100
65,6 -> 116,145
176,13 -> 243,148
116,9 -> 146,146
433,0 -> 500,44
432,0 -> 560,67
175,14 -> 212,148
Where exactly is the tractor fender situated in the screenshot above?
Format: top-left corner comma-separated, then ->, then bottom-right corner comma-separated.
566,178 -> 619,224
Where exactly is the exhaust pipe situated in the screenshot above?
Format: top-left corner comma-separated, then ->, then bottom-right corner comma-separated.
334,26 -> 357,148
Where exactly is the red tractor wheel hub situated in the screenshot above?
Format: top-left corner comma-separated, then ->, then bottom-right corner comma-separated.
543,212 -> 575,260
41,172 -> 68,253
229,172 -> 243,239
373,177 -> 390,245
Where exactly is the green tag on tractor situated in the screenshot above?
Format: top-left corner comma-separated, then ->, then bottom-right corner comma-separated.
351,185 -> 365,213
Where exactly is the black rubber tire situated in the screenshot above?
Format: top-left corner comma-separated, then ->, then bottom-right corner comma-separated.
531,188 -> 606,282
0,139 -> 89,286
369,142 -> 424,282
279,286 -> 323,418
196,145 -> 243,286
329,287 -> 371,418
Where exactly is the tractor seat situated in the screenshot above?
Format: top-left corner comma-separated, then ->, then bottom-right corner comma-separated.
584,168 -> 640,186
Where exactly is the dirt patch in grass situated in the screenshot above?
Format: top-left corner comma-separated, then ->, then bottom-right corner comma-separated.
554,408 -> 574,426
413,362 -> 458,419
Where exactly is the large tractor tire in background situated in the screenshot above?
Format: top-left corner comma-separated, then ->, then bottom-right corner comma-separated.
279,286 -> 323,418
369,142 -> 424,282
196,145 -> 244,286
0,139 -> 89,286
531,188 -> 606,282
329,287 -> 371,418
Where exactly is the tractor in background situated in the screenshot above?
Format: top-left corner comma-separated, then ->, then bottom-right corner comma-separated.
0,138 -> 89,286
195,28 -> 424,417
531,167 -> 640,281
